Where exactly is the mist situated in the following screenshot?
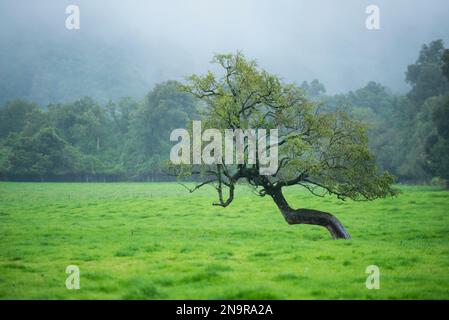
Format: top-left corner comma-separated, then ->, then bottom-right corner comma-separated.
1,0 -> 449,105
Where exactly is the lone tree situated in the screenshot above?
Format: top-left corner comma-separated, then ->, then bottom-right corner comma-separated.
170,53 -> 397,239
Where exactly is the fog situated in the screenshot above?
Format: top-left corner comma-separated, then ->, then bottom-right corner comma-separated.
1,0 -> 449,103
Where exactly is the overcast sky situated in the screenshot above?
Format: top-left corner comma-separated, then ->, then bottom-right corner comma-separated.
1,0 -> 449,95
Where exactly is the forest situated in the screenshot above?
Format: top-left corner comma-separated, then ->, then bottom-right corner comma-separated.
1,40 -> 448,187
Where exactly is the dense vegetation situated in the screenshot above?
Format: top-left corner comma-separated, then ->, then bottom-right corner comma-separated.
0,81 -> 197,181
1,40 -> 449,187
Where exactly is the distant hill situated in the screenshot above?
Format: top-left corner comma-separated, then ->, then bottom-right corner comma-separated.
0,35 -> 152,106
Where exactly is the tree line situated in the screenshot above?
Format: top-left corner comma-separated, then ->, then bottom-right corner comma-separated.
0,81 -> 197,181
0,40 -> 448,187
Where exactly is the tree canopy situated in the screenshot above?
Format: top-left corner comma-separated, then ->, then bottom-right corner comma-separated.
169,53 -> 398,239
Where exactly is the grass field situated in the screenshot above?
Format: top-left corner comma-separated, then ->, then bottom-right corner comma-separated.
0,182 -> 448,299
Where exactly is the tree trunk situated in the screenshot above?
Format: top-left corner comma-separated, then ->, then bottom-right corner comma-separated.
270,188 -> 351,240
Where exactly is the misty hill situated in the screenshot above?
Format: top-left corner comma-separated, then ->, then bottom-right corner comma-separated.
0,35 -> 155,106
2,0 -> 449,107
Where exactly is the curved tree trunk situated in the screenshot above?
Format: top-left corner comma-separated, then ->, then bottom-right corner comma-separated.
270,188 -> 351,240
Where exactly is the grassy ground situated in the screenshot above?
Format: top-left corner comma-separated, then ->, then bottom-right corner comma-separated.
0,182 -> 448,299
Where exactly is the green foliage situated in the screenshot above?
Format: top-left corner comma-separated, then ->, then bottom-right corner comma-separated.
0,99 -> 40,139
315,40 -> 449,186
406,40 -> 449,104
300,79 -> 326,98
421,42 -> 449,188
0,82 -> 196,181
442,49 -> 449,81
177,52 -> 396,203
2,127 -> 81,179
425,97 -> 449,187
130,81 -> 197,161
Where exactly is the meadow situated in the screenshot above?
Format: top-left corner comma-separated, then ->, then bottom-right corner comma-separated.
0,182 -> 448,299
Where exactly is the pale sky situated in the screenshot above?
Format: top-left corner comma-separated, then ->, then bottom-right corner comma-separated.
1,0 -> 449,99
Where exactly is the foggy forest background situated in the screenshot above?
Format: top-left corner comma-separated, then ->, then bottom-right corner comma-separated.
0,1 -> 449,186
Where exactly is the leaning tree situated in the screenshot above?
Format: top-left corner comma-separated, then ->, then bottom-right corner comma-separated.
169,53 -> 397,239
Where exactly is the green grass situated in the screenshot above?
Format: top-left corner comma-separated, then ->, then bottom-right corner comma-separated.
0,182 -> 448,299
